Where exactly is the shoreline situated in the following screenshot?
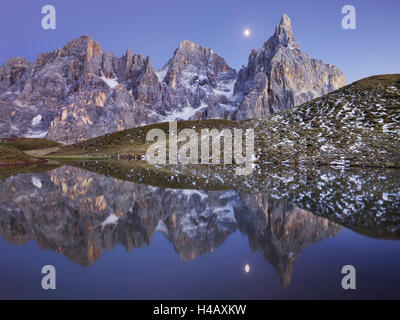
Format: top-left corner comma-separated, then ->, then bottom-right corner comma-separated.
0,158 -> 47,167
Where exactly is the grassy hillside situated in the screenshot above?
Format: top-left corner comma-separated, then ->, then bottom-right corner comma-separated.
48,74 -> 400,168
1,137 -> 61,151
0,137 -> 62,166
246,73 -> 400,167
48,119 -> 240,159
0,142 -> 43,165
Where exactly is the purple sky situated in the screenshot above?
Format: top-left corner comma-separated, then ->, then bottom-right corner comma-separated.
1,0 -> 399,83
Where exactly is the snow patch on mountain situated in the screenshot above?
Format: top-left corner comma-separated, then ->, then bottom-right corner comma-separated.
155,69 -> 168,82
164,102 -> 207,121
24,129 -> 48,138
100,74 -> 119,89
31,115 -> 42,126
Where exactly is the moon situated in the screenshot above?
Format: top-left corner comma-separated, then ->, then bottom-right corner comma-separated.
243,29 -> 251,37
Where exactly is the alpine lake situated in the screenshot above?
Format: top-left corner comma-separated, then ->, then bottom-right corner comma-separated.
0,159 -> 399,299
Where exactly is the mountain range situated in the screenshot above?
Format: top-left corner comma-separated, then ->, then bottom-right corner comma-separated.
0,14 -> 345,144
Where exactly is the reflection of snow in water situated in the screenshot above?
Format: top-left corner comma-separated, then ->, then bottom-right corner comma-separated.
101,214 -> 119,231
31,177 -> 42,189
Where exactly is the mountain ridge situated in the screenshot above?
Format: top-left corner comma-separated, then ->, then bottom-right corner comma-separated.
232,13 -> 346,120
0,14 -> 346,143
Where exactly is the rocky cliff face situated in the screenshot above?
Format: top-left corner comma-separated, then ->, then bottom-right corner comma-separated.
158,40 -> 237,120
0,14 -> 345,143
0,36 -> 166,143
232,14 -> 346,120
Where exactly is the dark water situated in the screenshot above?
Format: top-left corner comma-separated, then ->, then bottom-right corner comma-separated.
0,163 -> 399,299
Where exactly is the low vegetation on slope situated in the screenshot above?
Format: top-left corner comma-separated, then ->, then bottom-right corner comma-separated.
1,137 -> 61,151
0,142 -> 42,165
49,74 -> 400,168
48,119 -> 240,158
248,74 -> 400,167
0,137 -> 62,166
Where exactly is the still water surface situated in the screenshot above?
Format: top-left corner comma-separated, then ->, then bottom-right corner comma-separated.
0,164 -> 399,299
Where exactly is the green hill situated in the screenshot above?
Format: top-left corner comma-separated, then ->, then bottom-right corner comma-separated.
0,142 -> 42,165
48,119 -> 240,159
1,137 -> 61,151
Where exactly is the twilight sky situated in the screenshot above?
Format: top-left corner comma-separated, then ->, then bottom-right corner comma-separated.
1,0 -> 399,83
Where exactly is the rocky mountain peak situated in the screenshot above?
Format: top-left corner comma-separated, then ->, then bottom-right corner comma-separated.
267,13 -> 299,50
169,40 -> 215,69
232,14 -> 345,120
0,57 -> 30,90
163,40 -> 235,85
177,40 -> 216,54
156,39 -> 237,120
60,35 -> 103,59
280,13 -> 291,27
178,40 -> 197,51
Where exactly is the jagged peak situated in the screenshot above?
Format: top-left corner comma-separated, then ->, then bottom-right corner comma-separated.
1,56 -> 30,68
144,55 -> 153,72
63,35 -> 92,47
177,40 -> 215,54
61,35 -> 103,58
280,13 -> 291,29
179,40 -> 196,50
122,50 -> 154,75
131,52 -> 146,61
163,40 -> 217,70
124,48 -> 133,58
267,14 -> 300,49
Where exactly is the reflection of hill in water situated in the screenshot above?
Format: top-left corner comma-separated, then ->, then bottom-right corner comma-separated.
0,166 -> 398,286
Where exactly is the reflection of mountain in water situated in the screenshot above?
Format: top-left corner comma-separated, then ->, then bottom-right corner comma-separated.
0,165 -> 358,287
237,195 -> 341,286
